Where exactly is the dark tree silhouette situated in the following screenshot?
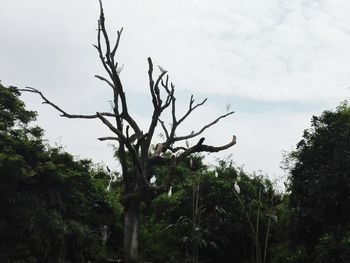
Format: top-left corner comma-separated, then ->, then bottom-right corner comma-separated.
288,102 -> 350,260
20,1 -> 236,262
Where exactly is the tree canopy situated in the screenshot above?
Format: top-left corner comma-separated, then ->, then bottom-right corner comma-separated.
0,84 -> 122,262
3,85 -> 350,263
288,102 -> 350,262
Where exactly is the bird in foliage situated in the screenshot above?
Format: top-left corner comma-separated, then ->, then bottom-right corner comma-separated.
150,175 -> 156,185
234,183 -> 240,194
168,186 -> 173,197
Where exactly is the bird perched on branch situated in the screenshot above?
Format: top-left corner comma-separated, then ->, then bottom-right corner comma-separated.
116,64 -> 124,75
234,183 -> 240,194
107,100 -> 114,113
154,143 -> 165,156
157,65 -> 167,73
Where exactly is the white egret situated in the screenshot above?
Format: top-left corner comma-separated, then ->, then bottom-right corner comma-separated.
214,170 -> 218,178
107,100 -> 114,112
106,183 -> 111,192
116,64 -> 124,75
234,183 -> 240,194
168,186 -> 173,197
150,175 -> 156,184
106,171 -> 116,191
157,65 -> 167,73
111,173 -> 118,182
154,143 -> 164,156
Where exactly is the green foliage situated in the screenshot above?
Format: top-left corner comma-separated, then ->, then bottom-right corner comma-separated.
7,81 -> 350,262
0,84 -> 122,262
314,225 -> 350,263
289,102 -> 350,262
0,85 -> 37,131
139,157 -> 281,263
139,217 -> 182,263
270,242 -> 306,263
287,101 -> 350,261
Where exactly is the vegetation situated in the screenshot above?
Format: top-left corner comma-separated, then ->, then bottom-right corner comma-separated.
2,1 -> 350,261
286,102 -> 350,262
0,84 -> 122,262
2,82 -> 350,262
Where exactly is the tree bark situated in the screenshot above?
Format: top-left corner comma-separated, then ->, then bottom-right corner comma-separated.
123,200 -> 140,263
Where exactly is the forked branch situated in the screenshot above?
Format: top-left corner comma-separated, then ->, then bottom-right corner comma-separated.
174,110 -> 234,142
94,0 -> 141,135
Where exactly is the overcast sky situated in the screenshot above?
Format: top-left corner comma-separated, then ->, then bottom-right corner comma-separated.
1,0 -> 350,185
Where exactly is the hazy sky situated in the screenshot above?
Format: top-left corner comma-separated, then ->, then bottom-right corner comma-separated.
1,0 -> 350,184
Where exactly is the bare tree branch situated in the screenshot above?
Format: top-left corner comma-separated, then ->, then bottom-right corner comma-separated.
94,1 -> 142,136
168,146 -> 187,153
147,57 -> 157,108
95,74 -> 115,89
174,111 -> 234,142
111,27 -> 124,58
96,112 -> 143,173
96,112 -> 127,142
18,87 -> 116,119
93,21 -> 113,80
178,95 -> 207,125
149,135 -> 237,166
97,136 -> 121,142
158,119 -> 169,140
155,87 -> 234,154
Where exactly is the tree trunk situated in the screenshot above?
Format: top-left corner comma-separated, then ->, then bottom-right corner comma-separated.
124,200 -> 140,263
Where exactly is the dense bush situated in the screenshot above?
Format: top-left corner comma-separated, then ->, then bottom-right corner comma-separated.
139,157 -> 282,263
3,83 -> 350,262
0,84 -> 122,262
286,102 -> 350,262
314,225 -> 350,263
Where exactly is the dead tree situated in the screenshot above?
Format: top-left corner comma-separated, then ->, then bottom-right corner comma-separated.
20,1 -> 236,262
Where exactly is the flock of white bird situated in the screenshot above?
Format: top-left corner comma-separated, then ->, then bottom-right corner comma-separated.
150,174 -> 173,197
